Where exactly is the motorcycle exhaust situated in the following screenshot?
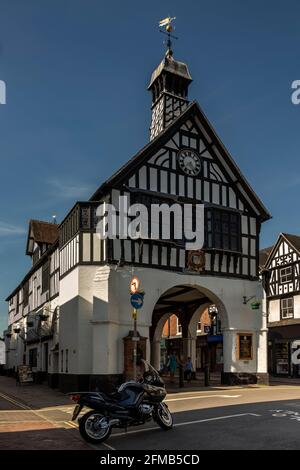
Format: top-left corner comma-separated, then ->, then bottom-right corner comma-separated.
108,419 -> 120,427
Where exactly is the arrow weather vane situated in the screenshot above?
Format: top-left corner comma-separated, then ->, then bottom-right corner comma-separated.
158,16 -> 178,56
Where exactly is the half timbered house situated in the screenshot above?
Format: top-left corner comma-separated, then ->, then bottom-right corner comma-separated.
4,47 -> 271,390
261,233 -> 300,377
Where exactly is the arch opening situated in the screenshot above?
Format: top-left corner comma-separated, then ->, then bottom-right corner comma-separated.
150,284 -> 228,384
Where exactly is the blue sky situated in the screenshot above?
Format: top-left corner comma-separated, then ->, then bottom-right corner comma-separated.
0,0 -> 300,332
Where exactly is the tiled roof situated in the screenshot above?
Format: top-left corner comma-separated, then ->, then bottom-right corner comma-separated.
259,246 -> 273,268
30,220 -> 58,245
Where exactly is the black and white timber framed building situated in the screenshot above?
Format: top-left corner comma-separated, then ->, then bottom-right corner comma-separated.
260,233 -> 300,377
4,43 -> 271,390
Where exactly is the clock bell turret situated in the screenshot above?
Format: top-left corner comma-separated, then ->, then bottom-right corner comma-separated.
148,19 -> 192,141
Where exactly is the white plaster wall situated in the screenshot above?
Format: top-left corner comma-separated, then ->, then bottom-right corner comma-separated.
89,265 -> 267,376
293,295 -> 300,319
59,266 -> 94,375
268,299 -> 280,323
0,340 -> 5,364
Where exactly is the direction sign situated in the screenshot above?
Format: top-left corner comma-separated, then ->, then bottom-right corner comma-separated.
130,276 -> 140,294
130,293 -> 144,310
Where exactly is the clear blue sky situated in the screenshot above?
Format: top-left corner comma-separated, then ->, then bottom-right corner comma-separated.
0,0 -> 300,332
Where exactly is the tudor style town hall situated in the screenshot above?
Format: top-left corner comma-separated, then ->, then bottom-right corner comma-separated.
3,37 -> 271,391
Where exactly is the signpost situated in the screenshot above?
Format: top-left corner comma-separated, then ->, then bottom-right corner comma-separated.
130,277 -> 144,381
130,276 -> 140,294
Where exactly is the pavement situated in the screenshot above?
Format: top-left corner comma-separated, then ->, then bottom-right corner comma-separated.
0,376 -> 91,450
1,375 -> 300,450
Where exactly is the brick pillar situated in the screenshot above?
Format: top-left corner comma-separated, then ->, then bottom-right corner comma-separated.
123,331 -> 147,381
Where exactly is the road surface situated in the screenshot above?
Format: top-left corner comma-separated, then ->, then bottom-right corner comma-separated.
1,385 -> 300,450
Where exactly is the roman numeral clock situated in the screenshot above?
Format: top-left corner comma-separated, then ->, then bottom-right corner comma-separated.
177,149 -> 202,176
177,148 -> 205,272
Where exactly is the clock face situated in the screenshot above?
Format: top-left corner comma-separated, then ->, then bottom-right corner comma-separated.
177,149 -> 202,176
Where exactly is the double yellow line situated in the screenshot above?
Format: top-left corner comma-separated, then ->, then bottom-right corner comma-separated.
0,391 -> 30,410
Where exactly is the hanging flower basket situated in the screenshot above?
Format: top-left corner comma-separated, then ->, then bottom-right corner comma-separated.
250,301 -> 261,310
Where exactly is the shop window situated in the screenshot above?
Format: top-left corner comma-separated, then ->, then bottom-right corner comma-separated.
275,342 -> 289,374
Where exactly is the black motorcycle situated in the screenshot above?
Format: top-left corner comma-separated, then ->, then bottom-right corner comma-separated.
68,360 -> 173,444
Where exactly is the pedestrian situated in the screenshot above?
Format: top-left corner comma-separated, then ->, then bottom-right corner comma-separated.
168,351 -> 177,383
184,357 -> 193,382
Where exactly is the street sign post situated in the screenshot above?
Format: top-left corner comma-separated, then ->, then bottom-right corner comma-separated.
130,277 -> 144,381
130,293 -> 144,310
130,276 -> 140,294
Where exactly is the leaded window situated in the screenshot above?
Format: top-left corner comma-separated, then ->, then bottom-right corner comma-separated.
206,209 -> 241,252
281,297 -> 294,319
280,266 -> 292,284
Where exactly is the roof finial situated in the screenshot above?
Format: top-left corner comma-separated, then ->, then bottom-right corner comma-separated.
159,16 -> 178,58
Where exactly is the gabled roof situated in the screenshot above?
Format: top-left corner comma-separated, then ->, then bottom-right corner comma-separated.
259,246 -> 273,269
282,233 -> 300,253
90,100 -> 271,222
263,232 -> 300,269
6,239 -> 58,301
26,220 -> 58,255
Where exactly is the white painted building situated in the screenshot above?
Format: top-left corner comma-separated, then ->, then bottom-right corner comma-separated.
4,47 -> 271,391
0,339 -> 5,366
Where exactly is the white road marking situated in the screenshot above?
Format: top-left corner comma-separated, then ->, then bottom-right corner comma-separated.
102,442 -> 116,451
166,394 -> 241,402
110,413 -> 261,438
174,413 -> 261,427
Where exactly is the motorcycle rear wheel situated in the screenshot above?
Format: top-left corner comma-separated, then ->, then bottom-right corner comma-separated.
154,403 -> 173,430
79,411 -> 112,444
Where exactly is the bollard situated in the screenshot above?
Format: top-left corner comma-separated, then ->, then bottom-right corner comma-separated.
179,364 -> 184,388
204,364 -> 210,387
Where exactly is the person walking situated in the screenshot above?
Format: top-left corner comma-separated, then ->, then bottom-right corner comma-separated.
168,351 -> 177,383
184,356 -> 194,383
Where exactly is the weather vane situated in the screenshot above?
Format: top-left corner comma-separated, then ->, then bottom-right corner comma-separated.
158,16 -> 178,56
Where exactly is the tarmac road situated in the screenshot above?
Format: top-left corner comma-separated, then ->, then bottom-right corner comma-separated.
2,380 -> 300,450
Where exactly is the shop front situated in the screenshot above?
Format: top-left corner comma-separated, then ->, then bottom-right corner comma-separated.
268,325 -> 300,377
196,334 -> 223,372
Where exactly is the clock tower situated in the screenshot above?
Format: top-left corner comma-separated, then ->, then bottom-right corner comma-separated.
148,48 -> 192,141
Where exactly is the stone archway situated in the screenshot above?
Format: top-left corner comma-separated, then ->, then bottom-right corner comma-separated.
150,284 -> 229,372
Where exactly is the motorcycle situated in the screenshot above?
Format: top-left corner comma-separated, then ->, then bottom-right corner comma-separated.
68,360 -> 173,444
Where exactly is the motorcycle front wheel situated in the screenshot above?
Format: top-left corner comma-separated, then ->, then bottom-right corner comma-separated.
154,402 -> 173,430
79,410 -> 112,444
